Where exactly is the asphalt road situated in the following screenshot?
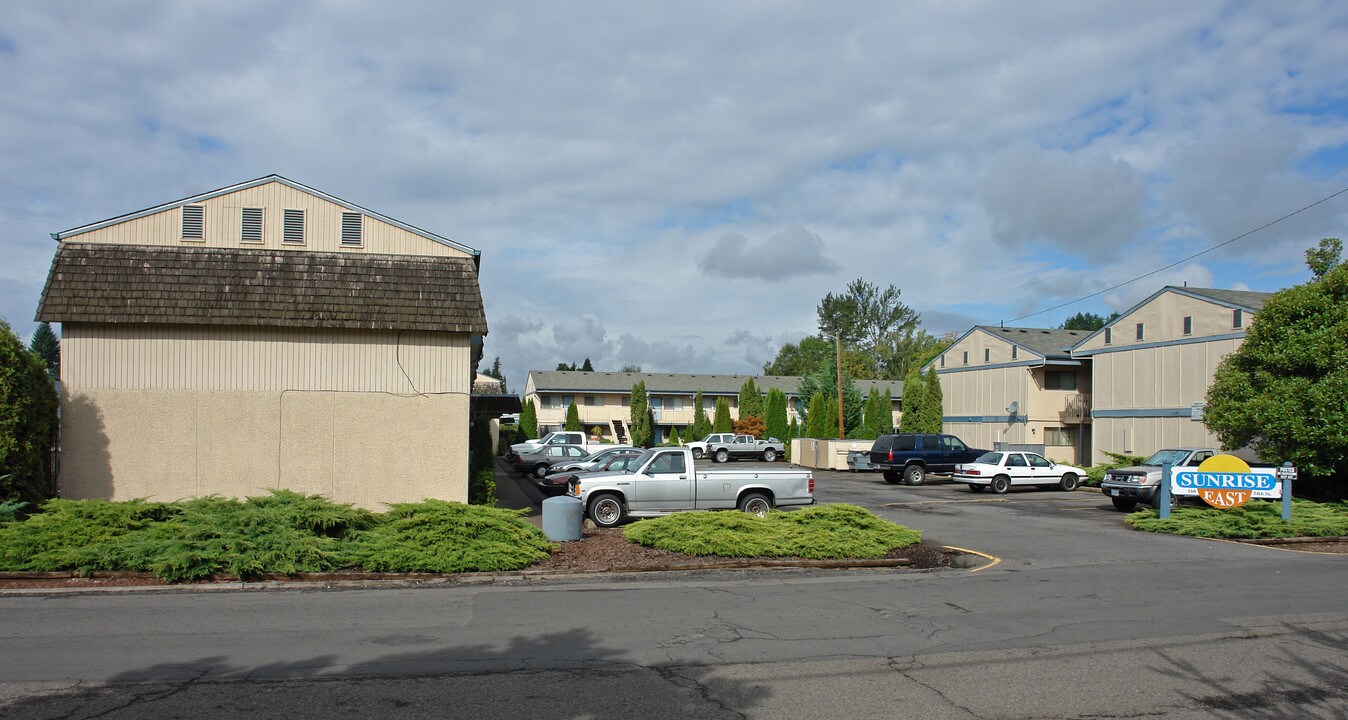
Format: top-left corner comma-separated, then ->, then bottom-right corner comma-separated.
1,464 -> 1345,719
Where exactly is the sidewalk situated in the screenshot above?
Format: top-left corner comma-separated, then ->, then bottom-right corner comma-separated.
491,458 -> 544,526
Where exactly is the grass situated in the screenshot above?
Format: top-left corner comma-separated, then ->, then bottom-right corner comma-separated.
1126,499 -> 1348,539
0,492 -> 552,581
623,503 -> 921,559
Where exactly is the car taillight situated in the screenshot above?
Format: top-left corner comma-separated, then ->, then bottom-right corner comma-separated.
965,469 -> 980,475
888,450 -> 893,462
808,475 -> 814,493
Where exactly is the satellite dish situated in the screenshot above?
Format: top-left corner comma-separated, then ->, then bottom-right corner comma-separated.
1008,401 -> 1020,415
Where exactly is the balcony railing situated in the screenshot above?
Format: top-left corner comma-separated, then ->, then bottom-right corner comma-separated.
1060,394 -> 1091,424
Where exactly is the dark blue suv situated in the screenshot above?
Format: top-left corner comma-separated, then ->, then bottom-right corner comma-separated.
869,433 -> 988,486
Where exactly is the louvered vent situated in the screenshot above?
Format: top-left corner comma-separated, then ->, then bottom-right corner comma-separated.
283,209 -> 305,243
341,212 -> 363,246
182,205 -> 204,239
241,207 -> 263,243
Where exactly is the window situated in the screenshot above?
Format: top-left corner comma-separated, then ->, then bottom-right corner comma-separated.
1233,309 -> 1243,329
919,435 -> 941,450
962,351 -> 968,365
1027,453 -> 1052,468
562,395 -> 574,407
241,207 -> 263,243
283,209 -> 306,244
1007,454 -> 1028,467
666,397 -> 683,410
1104,327 -> 1112,344
1012,346 -> 1018,359
893,435 -> 916,451
1043,427 -> 1074,446
651,397 -> 663,410
341,212 -> 363,246
1135,323 -> 1144,341
942,436 -> 966,452
622,396 -> 631,407
584,395 -> 602,406
648,451 -> 686,474
1183,316 -> 1192,335
984,348 -> 990,363
181,205 -> 204,239
1045,371 -> 1077,391
940,355 -> 945,367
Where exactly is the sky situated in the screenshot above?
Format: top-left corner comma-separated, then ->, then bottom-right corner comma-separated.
3,1 -> 1346,392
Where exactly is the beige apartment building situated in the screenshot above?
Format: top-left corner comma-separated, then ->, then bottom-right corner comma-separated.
36,175 -> 488,508
926,326 -> 1094,464
1071,287 -> 1270,464
523,371 -> 904,443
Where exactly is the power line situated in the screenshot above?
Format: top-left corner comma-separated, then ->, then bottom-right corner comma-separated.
1005,185 -> 1348,325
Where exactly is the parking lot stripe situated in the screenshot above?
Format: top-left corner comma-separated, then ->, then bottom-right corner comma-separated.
942,545 -> 1002,573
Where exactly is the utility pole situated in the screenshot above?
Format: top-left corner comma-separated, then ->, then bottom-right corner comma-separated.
835,332 -> 844,440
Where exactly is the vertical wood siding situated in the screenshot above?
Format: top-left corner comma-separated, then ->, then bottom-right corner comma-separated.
63,324 -> 471,394
65,181 -> 470,258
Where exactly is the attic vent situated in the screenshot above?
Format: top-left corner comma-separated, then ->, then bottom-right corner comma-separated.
182,205 -> 204,239
283,209 -> 305,244
241,207 -> 263,243
341,212 -> 363,246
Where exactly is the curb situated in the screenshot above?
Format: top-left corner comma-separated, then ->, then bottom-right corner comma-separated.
1231,536 -> 1348,546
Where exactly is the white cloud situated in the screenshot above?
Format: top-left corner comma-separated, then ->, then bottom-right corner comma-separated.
698,226 -> 840,280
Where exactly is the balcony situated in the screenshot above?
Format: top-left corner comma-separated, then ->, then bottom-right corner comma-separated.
1060,394 -> 1091,424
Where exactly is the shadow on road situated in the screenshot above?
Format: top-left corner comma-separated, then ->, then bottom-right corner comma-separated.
0,628 -> 771,719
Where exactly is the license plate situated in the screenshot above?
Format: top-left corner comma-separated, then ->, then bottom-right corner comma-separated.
1108,489 -> 1119,496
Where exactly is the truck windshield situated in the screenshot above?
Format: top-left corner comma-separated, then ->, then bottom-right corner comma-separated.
1142,449 -> 1191,466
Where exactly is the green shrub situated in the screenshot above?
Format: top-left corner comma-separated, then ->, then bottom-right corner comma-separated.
344,500 -> 551,573
1126,499 -> 1348,539
0,497 -> 28,522
471,468 -> 497,506
0,498 -> 173,574
111,491 -> 375,582
624,504 -> 920,559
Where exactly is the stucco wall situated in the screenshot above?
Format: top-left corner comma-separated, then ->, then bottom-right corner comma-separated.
59,388 -> 469,509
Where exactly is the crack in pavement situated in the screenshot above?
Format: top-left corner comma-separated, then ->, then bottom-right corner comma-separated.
887,656 -> 985,719
76,665 -> 213,720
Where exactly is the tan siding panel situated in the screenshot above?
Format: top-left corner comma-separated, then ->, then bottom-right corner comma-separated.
62,324 -> 470,394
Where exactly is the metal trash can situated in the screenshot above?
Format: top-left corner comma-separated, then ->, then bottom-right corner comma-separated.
541,496 -> 584,541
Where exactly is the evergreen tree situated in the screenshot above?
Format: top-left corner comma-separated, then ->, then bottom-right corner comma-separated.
0,320 -> 59,504
921,367 -> 944,433
796,355 -> 864,436
713,398 -> 733,433
564,401 -> 582,431
580,357 -> 594,372
855,389 -> 883,439
468,413 -> 496,505
630,381 -> 652,448
738,378 -> 764,420
29,322 -> 60,381
803,393 -> 829,438
898,369 -> 925,433
520,399 -> 539,440
689,391 -> 711,439
764,388 -> 789,442
882,389 -> 894,433
668,427 -> 681,445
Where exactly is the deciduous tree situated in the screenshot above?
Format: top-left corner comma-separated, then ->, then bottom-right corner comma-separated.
1204,239 -> 1348,483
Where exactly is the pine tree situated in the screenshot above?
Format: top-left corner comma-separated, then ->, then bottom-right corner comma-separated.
898,369 -> 924,433
803,393 -> 829,438
765,388 -> 788,442
630,381 -> 652,448
581,357 -> 594,372
28,322 -> 60,381
668,427 -> 681,445
713,398 -> 733,433
520,399 -> 539,440
921,367 -> 944,433
856,389 -> 883,439
738,378 -> 764,420
689,391 -> 711,440
564,401 -> 582,431
486,356 -> 507,393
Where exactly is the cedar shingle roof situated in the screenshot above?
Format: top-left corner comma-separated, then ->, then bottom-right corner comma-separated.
37,243 -> 488,333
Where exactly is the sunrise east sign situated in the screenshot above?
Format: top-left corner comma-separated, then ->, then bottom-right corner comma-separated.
1172,455 -> 1280,509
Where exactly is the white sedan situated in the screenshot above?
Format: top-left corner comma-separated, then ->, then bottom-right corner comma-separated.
953,451 -> 1084,494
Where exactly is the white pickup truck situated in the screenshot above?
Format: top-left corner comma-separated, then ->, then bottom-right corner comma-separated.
685,433 -> 737,459
508,430 -> 614,457
566,447 -> 815,527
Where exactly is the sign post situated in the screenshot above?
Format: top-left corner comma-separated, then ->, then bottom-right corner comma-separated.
1159,463 -> 1172,520
1276,462 -> 1297,523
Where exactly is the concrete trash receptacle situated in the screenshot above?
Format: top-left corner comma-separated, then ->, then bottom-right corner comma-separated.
542,496 -> 584,541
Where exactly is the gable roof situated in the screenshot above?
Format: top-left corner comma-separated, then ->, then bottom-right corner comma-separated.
1071,285 -> 1275,353
37,243 -> 488,334
974,325 -> 1089,360
527,371 -> 904,399
52,174 -> 480,259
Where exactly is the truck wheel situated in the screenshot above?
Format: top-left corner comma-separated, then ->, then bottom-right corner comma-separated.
968,483 -> 985,493
762,448 -> 778,462
692,447 -> 704,459
990,475 -> 1010,494
1111,497 -> 1137,512
739,493 -> 773,517
589,494 -> 626,528
883,471 -> 902,484
714,449 -> 730,463
904,464 -> 926,486
534,464 -> 550,479
1058,473 -> 1080,492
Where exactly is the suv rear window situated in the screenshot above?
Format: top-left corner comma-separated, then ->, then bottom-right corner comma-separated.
870,436 -> 893,453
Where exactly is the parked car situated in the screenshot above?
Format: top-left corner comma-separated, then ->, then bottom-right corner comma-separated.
685,433 -> 737,459
537,453 -> 644,494
510,444 -> 591,478
1099,447 -> 1216,511
707,434 -> 786,463
953,451 -> 1085,493
508,431 -> 614,458
567,447 -> 815,527
869,433 -> 989,485
546,446 -> 640,475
